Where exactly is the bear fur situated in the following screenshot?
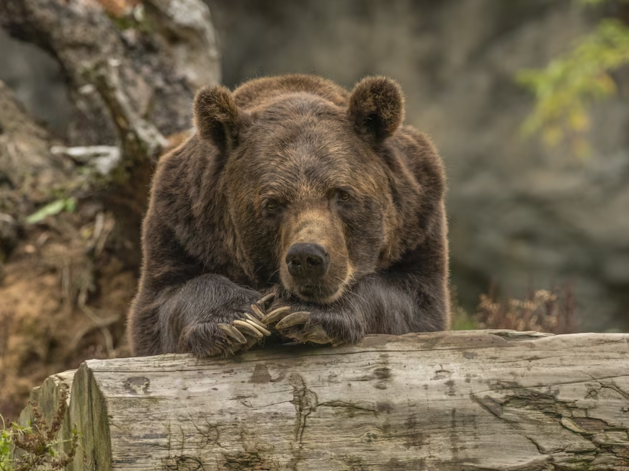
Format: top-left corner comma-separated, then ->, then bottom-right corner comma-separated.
129,74 -> 449,357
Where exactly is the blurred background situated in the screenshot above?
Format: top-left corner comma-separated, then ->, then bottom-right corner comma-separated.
0,0 -> 628,421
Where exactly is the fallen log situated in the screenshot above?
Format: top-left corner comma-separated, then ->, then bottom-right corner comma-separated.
18,330 -> 629,470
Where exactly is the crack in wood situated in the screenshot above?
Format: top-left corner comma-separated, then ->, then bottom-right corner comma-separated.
221,451 -> 271,470
317,400 -> 378,415
595,380 -> 629,400
163,455 -> 206,471
185,412 -> 223,450
289,373 -> 318,444
471,385 -> 629,468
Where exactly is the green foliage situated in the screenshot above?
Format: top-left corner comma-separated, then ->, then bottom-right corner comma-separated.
450,309 -> 478,330
518,17 -> 629,155
25,197 -> 77,225
0,387 -> 78,471
0,417 -> 11,471
449,287 -> 479,330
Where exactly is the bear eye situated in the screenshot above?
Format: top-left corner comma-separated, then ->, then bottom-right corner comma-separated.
338,191 -> 351,202
265,200 -> 278,211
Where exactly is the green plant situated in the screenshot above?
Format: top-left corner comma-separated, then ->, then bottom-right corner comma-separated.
25,198 -> 77,225
0,386 -> 78,471
449,287 -> 478,330
518,1 -> 629,155
0,418 -> 12,471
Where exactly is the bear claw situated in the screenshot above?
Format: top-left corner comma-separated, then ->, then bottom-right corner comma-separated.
215,301 -> 273,355
244,312 -> 266,328
250,304 -> 266,319
245,319 -> 272,336
275,311 -> 310,330
272,311 -> 335,345
257,293 -> 276,309
217,323 -> 247,344
276,315 -> 332,345
299,325 -> 331,344
233,319 -> 264,338
261,306 -> 291,325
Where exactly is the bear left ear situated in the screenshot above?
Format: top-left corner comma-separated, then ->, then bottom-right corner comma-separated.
348,76 -> 405,143
193,85 -> 247,152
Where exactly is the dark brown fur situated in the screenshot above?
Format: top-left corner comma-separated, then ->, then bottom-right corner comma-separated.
128,74 -> 449,357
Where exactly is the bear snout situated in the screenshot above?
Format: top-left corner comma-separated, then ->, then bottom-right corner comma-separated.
286,243 -> 330,279
279,207 -> 350,303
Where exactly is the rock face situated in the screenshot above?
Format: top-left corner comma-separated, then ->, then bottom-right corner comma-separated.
1,0 -> 628,331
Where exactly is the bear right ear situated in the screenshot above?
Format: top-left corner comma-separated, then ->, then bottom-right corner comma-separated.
193,86 -> 245,152
348,76 -> 405,143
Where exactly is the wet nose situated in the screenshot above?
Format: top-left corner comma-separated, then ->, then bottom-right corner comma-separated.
286,243 -> 329,279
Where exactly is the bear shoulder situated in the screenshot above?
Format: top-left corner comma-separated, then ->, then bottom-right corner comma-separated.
395,125 -> 446,192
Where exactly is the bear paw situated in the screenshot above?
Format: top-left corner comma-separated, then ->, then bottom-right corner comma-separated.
266,307 -> 364,347
179,293 -> 276,357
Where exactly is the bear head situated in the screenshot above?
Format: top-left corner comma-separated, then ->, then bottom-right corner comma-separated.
193,76 -> 428,304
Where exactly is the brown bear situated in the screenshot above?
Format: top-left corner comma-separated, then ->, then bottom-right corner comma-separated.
128,74 -> 449,357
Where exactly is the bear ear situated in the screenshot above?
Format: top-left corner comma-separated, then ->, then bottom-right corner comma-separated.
193,85 -> 245,152
348,76 -> 405,143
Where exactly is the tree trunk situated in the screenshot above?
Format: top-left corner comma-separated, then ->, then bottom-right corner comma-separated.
1,0 -> 220,266
18,330 -> 629,470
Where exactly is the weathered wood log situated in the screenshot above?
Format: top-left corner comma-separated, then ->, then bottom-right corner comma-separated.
19,330 -> 629,470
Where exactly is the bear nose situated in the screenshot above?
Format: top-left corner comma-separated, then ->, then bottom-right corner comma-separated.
286,243 -> 329,279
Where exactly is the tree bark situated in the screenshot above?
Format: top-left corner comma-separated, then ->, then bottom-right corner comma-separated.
0,0 -> 220,265
0,0 -> 219,145
18,330 -> 629,470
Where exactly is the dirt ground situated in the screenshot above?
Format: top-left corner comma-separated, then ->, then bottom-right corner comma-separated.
0,209 -> 135,422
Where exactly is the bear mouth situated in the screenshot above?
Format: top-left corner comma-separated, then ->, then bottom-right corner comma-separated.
295,284 -> 342,303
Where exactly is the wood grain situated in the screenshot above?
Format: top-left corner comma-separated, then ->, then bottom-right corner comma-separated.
19,330 -> 629,470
